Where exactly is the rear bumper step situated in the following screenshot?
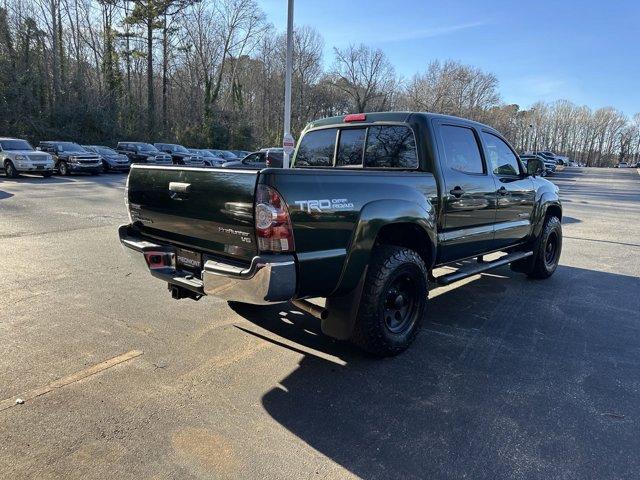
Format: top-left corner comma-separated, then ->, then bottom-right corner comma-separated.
119,224 -> 297,304
434,251 -> 533,286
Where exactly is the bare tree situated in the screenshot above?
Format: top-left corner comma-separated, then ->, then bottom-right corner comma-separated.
330,43 -> 397,113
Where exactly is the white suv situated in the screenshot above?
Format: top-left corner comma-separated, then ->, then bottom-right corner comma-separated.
1,137 -> 55,178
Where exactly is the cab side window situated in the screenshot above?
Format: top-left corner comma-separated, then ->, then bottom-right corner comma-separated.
364,125 -> 417,168
439,125 -> 484,174
336,128 -> 365,167
482,132 -> 520,176
295,128 -> 337,167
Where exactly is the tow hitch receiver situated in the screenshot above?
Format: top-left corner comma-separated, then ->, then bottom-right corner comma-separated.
169,284 -> 202,301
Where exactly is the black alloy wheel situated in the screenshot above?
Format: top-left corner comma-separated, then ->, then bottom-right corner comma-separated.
544,231 -> 559,267
383,272 -> 419,334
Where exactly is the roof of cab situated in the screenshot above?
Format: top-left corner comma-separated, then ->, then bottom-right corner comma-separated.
305,111 -> 493,131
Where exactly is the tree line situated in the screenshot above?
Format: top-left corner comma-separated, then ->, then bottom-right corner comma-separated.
0,0 -> 638,166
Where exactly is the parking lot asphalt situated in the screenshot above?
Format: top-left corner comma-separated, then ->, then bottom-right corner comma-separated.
0,167 -> 639,479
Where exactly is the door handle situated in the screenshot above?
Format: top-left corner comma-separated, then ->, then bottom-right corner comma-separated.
169,182 -> 191,200
169,182 -> 191,194
497,186 -> 508,196
449,186 -> 465,198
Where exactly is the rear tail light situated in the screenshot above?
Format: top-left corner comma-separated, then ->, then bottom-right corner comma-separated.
255,184 -> 295,252
266,155 -> 271,167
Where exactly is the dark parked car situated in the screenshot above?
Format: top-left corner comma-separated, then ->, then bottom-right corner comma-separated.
207,149 -> 239,162
187,149 -> 226,167
222,148 -> 284,169
119,112 -> 562,356
37,141 -> 102,175
154,143 -> 204,167
521,154 -> 554,175
83,145 -> 130,172
230,150 -> 251,158
535,151 -> 564,165
116,142 -> 173,165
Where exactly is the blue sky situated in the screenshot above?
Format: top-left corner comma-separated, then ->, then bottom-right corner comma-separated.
260,0 -> 640,115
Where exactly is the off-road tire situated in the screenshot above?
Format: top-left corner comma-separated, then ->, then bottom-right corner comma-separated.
350,245 -> 428,356
4,160 -> 19,178
512,215 -> 562,279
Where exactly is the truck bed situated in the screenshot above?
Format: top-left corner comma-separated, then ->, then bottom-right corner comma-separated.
125,165 -> 439,298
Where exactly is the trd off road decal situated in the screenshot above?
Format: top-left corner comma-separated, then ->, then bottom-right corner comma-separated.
294,198 -> 354,213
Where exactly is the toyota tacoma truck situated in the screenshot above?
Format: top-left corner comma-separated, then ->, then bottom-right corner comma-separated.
119,112 -> 562,356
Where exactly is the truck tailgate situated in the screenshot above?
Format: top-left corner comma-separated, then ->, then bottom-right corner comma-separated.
126,165 -> 258,262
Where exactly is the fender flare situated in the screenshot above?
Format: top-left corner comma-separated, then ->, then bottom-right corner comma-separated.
322,199 -> 436,340
532,193 -> 562,239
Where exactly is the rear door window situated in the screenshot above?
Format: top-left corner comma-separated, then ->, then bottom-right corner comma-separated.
364,125 -> 417,168
440,125 -> 485,174
295,128 -> 337,167
336,128 -> 366,167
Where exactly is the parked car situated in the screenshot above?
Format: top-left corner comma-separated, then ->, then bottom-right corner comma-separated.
1,137 -> 55,178
37,141 -> 101,175
119,112 -> 562,356
154,143 -> 204,167
520,155 -> 548,176
207,149 -> 239,162
230,150 -> 251,158
187,149 -> 226,167
83,145 -> 130,172
521,153 -> 555,175
222,148 -> 284,169
535,151 -> 559,161
615,162 -> 629,168
116,142 -> 173,166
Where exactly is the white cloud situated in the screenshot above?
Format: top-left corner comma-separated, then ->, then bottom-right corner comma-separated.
375,21 -> 487,43
329,20 -> 488,46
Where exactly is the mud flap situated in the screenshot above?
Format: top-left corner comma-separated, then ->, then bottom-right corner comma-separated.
322,267 -> 368,340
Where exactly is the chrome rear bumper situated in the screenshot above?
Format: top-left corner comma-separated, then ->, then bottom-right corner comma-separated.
118,225 -> 296,304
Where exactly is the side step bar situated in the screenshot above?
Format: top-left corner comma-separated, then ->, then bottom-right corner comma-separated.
434,251 -> 533,286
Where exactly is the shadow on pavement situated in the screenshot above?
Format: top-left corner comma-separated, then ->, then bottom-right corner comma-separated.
232,265 -> 640,479
561,215 -> 581,225
0,190 -> 13,200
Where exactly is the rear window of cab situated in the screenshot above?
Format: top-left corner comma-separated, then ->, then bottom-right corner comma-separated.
294,125 -> 418,169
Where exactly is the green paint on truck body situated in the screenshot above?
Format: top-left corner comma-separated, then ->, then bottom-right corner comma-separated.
124,112 -> 560,300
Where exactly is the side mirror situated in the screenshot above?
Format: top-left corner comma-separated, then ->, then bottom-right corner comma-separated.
527,158 -> 544,176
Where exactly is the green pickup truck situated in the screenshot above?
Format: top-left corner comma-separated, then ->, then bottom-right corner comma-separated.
119,112 -> 562,356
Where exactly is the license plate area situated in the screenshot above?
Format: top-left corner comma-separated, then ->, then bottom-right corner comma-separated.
176,247 -> 202,271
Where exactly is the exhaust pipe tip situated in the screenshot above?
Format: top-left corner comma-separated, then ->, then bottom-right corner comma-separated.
291,299 -> 329,320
